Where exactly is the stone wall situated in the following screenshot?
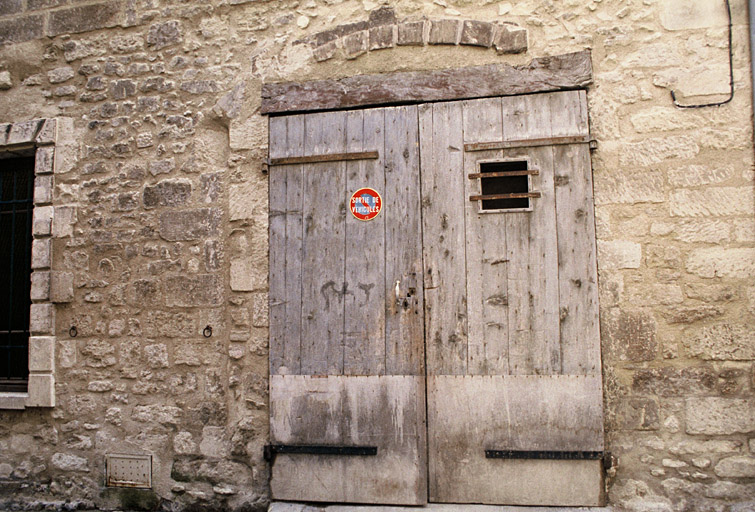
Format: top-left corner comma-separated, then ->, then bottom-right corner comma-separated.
0,1 -> 752,511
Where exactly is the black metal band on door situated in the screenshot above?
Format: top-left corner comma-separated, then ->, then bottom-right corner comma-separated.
264,444 -> 378,463
485,449 -> 612,469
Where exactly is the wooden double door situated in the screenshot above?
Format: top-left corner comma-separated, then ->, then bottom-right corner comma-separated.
267,90 -> 605,506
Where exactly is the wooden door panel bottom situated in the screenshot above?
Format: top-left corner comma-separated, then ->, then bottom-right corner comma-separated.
270,375 -> 427,505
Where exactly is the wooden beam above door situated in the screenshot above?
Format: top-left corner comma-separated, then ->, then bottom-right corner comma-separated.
261,51 -> 592,115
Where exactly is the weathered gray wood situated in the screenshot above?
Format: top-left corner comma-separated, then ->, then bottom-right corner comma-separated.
262,51 -> 593,114
551,90 -> 601,375
427,375 -> 604,505
462,97 -> 510,375
464,134 -> 590,152
270,375 -> 427,504
300,111 -> 347,375
500,93 -> 560,375
343,109 -> 386,375
268,116 -> 288,375
384,106 -> 424,376
269,115 -> 306,375
420,101 -> 468,376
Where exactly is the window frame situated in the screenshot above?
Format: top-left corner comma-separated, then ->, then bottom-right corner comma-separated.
0,119 -> 61,410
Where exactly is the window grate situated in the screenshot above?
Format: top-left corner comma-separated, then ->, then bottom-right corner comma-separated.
470,160 -> 538,211
0,157 -> 34,390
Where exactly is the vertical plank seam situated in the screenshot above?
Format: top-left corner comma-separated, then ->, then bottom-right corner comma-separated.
298,115 -> 305,375
382,109 -> 388,376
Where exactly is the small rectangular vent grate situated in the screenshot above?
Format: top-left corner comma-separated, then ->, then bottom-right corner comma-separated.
469,160 -> 539,212
106,453 -> 152,489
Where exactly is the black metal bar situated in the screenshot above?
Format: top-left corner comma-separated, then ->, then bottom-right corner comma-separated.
264,444 -> 378,463
485,450 -> 604,460
469,192 -> 541,202
468,170 -> 539,179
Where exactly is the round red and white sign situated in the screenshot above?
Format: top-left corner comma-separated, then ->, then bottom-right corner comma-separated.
350,187 -> 382,221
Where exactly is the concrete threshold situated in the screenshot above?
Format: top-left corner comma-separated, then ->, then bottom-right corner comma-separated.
270,503 -> 615,512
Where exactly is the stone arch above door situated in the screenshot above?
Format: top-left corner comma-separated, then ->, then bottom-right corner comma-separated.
295,6 -> 528,63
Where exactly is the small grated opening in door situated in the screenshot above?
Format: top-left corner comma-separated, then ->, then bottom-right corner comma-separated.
479,161 -> 530,210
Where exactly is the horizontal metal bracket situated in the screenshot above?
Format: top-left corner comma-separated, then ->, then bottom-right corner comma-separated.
469,192 -> 541,202
464,135 -> 591,152
268,151 -> 379,166
264,444 -> 378,463
485,450 -> 612,470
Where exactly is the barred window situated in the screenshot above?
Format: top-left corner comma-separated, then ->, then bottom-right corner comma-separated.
0,156 -> 34,392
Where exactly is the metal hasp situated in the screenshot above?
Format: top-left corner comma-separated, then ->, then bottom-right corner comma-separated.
264,444 -> 378,463
485,450 -> 613,470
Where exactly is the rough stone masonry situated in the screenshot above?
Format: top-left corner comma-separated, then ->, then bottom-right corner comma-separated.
0,0 -> 753,511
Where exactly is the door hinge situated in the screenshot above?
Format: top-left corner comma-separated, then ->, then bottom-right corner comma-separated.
264,444 -> 378,464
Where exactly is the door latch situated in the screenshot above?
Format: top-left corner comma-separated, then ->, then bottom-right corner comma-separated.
394,279 -> 417,311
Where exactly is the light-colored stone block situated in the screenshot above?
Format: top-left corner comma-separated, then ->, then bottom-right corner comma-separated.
684,323 -> 755,361
597,240 -> 642,270
660,0 -> 728,30
7,119 -> 42,145
31,238 -> 51,269
26,374 -> 55,407
29,336 -> 55,372
670,187 -> 754,218
30,271 -> 50,301
686,248 -> 755,279
30,303 -> 54,335
35,118 -> 57,145
229,182 -> 256,221
230,258 -> 263,291
714,456 -> 755,478
32,205 -> 53,236
686,397 -> 755,435
34,146 -> 54,175
33,175 -> 53,205
619,135 -> 699,167
53,206 -> 76,238
50,271 -> 74,303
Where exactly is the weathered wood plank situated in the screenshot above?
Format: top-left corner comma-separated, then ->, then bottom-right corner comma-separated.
427,375 -> 605,505
462,97 -> 510,376
300,111 -> 347,375
384,106 -> 425,376
420,101 -> 468,376
268,116 -> 288,375
552,90 -> 601,375
501,94 -> 561,375
343,109 -> 386,375
262,51 -> 593,114
464,134 -> 590,152
270,375 -> 427,504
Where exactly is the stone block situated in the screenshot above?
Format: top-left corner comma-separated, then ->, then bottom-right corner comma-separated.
159,208 -> 221,241
229,182 -> 257,220
35,118 -> 56,145
369,25 -> 394,50
632,367 -> 716,397
53,206 -> 76,238
686,247 -> 755,279
28,0 -> 66,10
134,404 -> 182,425
670,187 -> 754,217
110,79 -> 136,100
147,20 -> 182,50
397,21 -> 425,46
428,19 -> 459,45
200,426 -> 229,458
313,41 -> 337,62
144,343 -> 169,369
29,336 -> 55,373
32,205 -> 53,236
252,293 -> 268,327
149,157 -> 175,176
30,271 -> 50,301
47,67 -> 74,84
460,21 -> 495,47
660,0 -> 728,30
0,0 -> 22,16
212,82 -> 244,121
180,80 -> 219,94
368,6 -> 396,26
594,168 -> 664,205
143,179 -> 191,208
668,164 -> 735,187
174,432 -> 197,454
619,135 -> 699,167
669,440 -> 743,455
165,274 -> 222,307
8,119 -> 42,145
597,240 -> 641,269
0,71 -> 10,90
30,303 -> 54,335
27,374 -> 55,407
343,31 -> 368,59
34,175 -> 53,205
664,305 -> 723,324
230,258 -> 263,292
51,271 -> 74,303
684,323 -> 755,361
686,397 -> 755,435
31,238 -> 51,269
0,15 -> 44,45
48,3 -> 120,37
601,308 -> 657,362
617,397 -> 660,431
494,24 -> 527,54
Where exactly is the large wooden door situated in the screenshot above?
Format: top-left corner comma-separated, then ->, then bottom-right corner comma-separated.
267,106 -> 427,505
267,90 -> 604,506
